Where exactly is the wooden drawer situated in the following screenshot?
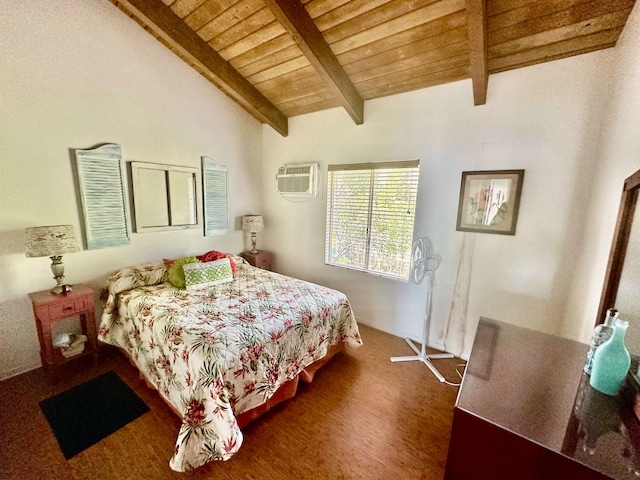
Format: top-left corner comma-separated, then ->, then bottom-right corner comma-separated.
253,255 -> 271,269
241,251 -> 272,270
48,296 -> 90,319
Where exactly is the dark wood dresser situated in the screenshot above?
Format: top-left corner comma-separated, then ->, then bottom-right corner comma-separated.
445,318 -> 640,480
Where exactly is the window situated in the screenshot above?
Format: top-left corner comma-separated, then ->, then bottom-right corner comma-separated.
325,160 -> 420,280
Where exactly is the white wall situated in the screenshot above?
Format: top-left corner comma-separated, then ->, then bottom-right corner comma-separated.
0,0 -> 263,379
564,2 -> 640,342
262,50 -> 614,359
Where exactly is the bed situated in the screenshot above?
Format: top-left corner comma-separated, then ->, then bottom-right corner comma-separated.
98,254 -> 362,472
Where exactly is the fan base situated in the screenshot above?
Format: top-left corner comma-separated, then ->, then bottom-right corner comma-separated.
391,338 -> 453,383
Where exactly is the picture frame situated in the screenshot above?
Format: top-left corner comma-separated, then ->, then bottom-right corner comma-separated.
456,169 -> 524,235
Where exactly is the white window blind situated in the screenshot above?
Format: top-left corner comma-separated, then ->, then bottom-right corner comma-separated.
325,160 -> 420,280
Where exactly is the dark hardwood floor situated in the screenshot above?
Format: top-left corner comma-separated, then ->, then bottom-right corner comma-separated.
0,324 -> 463,479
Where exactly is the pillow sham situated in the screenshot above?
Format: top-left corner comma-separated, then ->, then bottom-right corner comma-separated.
105,261 -> 167,296
101,260 -> 167,326
168,256 -> 201,288
183,258 -> 233,290
196,249 -> 237,276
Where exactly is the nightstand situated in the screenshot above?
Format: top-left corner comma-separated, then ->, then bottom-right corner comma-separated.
241,250 -> 273,270
28,284 -> 98,376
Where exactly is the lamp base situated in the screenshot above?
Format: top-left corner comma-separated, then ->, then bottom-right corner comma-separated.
250,232 -> 258,254
50,255 -> 67,294
51,284 -> 73,295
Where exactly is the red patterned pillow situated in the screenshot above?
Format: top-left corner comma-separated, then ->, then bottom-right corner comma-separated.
196,250 -> 237,276
163,258 -> 175,270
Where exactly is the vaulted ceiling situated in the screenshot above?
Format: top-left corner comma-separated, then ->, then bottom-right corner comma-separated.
110,0 -> 636,136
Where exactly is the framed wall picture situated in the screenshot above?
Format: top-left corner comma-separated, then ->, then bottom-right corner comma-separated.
456,169 -> 525,235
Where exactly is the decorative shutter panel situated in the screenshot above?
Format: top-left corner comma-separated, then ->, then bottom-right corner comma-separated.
202,156 -> 229,236
74,143 -> 131,250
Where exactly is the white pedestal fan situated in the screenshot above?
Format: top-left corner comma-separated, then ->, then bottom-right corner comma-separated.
391,238 -> 453,382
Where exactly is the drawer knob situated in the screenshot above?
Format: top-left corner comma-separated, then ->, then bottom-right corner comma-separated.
63,306 -> 73,311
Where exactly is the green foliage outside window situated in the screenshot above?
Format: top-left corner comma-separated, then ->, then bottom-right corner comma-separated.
326,161 -> 419,280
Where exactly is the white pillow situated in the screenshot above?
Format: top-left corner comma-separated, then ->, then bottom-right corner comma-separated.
183,258 -> 233,290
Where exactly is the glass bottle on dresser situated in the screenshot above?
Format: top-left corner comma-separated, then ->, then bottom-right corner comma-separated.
590,319 -> 631,396
584,308 -> 618,375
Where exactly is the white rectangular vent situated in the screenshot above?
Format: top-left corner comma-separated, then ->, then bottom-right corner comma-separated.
276,163 -> 318,197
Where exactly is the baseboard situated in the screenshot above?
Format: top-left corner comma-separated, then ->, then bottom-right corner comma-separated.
0,360 -> 41,381
355,318 -> 454,356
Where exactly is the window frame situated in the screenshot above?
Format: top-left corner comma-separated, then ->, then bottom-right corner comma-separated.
325,160 -> 420,281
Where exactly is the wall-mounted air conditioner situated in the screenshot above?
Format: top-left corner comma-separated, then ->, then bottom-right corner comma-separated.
276,163 -> 319,197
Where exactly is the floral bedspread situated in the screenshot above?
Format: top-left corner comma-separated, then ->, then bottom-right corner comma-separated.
98,260 -> 362,472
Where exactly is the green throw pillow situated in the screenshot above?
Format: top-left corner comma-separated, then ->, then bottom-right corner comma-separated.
167,256 -> 200,288
183,258 -> 233,290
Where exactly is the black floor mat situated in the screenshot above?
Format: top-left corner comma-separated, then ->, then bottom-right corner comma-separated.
39,370 -> 149,459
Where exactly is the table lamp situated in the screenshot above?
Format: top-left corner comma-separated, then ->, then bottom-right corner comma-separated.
242,215 -> 264,254
25,225 -> 80,294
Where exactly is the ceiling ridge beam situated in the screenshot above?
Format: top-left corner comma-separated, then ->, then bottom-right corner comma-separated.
466,0 -> 488,105
111,0 -> 288,136
263,0 -> 364,125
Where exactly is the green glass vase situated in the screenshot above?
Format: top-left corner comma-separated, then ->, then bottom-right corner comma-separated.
589,319 -> 631,396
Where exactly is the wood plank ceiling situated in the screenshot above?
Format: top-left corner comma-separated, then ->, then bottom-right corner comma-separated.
110,0 -> 636,136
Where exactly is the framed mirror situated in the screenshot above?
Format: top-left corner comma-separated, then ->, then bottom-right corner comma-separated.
130,162 -> 201,232
597,168 -> 640,355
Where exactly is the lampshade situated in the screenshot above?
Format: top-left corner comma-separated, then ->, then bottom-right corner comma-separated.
25,225 -> 80,258
242,215 -> 264,233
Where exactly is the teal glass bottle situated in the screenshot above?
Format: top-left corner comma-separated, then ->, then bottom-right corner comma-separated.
584,308 -> 618,374
589,319 -> 631,396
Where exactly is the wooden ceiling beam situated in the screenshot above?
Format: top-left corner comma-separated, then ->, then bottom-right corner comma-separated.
466,0 -> 488,105
111,0 -> 288,136
263,0 -> 364,125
